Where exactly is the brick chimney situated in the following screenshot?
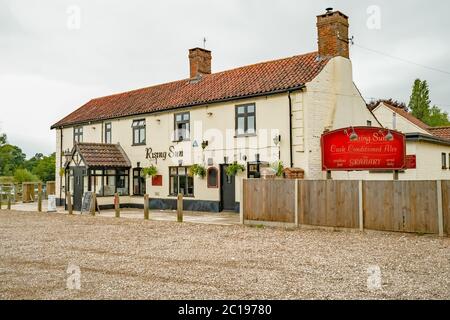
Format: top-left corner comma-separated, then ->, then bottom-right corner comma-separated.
189,47 -> 212,78
317,8 -> 350,59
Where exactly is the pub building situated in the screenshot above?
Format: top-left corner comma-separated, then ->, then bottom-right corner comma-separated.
51,9 -> 450,212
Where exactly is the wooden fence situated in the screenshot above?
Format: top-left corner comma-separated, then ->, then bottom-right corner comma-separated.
242,179 -> 450,236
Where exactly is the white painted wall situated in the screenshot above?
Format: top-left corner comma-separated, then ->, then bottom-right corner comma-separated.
372,102 -> 429,134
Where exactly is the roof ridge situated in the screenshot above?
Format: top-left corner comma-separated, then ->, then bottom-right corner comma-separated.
89,51 -> 321,102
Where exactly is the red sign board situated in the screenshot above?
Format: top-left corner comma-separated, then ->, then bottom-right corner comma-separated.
405,155 -> 416,169
152,175 -> 163,186
321,127 -> 406,171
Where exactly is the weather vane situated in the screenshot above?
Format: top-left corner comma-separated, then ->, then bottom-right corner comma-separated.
203,37 -> 207,49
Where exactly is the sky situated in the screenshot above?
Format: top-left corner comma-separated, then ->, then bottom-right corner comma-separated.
1,0 -> 449,158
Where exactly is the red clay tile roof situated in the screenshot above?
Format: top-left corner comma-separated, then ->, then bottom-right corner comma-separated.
379,102 -> 431,132
73,143 -> 131,168
51,52 -> 329,128
427,127 -> 450,140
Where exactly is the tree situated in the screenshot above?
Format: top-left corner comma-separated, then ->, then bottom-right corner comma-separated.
13,169 -> 40,184
0,144 -> 26,176
32,153 -> 55,182
367,98 -> 407,111
0,133 -> 6,146
408,79 -> 449,127
427,105 -> 450,127
409,79 -> 431,120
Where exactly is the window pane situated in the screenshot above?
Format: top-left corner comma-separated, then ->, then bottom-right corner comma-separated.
176,114 -> 182,121
237,117 -> 245,134
139,128 -> 145,143
247,104 -> 255,113
183,113 -> 189,121
103,176 -> 116,196
170,167 -> 177,175
247,116 -> 255,133
179,176 -> 186,195
237,106 -> 245,114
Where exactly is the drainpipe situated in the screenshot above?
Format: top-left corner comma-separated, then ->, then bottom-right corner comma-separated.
288,91 -> 294,168
59,128 -> 63,206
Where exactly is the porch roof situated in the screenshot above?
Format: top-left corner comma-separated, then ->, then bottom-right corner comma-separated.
71,143 -> 131,168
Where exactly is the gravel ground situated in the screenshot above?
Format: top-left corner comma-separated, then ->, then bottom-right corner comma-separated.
0,210 -> 449,300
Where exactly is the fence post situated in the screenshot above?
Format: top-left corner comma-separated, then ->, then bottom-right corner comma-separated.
89,193 -> 96,216
15,183 -> 19,203
7,194 -> 11,210
0,194 -> 2,210
358,180 -> 364,231
177,193 -> 183,222
114,193 -> 120,218
240,179 -> 244,225
294,179 -> 299,227
37,183 -> 42,212
437,180 -> 444,237
66,191 -> 73,215
144,194 -> 149,220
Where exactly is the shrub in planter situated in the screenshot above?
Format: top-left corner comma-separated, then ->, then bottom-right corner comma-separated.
271,161 -> 284,177
189,164 -> 207,178
225,162 -> 246,176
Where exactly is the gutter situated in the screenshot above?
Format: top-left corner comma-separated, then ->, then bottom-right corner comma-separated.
405,132 -> 450,146
51,85 -> 306,130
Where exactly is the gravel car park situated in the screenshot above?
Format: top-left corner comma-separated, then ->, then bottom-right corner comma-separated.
0,210 -> 449,300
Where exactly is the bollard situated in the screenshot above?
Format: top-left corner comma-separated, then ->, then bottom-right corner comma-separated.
144,194 -> 149,220
114,193 -> 120,218
7,194 -> 11,210
90,193 -> 96,216
66,192 -> 73,215
37,183 -> 42,212
177,193 -> 183,222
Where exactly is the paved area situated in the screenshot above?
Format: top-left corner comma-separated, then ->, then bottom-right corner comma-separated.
9,200 -> 240,226
0,210 -> 449,299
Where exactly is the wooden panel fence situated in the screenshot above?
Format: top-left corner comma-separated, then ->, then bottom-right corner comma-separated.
298,180 -> 359,228
363,181 -> 439,234
243,179 -> 295,223
242,179 -> 449,236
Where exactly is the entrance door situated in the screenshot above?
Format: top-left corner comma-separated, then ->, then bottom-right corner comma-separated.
73,167 -> 85,211
220,165 -> 236,211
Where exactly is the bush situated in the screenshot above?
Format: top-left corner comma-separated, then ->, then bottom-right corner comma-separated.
225,162 -> 246,176
189,164 -> 206,178
14,169 -> 40,184
141,165 -> 158,178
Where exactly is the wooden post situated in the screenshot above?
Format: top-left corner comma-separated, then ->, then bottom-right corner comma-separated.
7,194 -> 11,210
114,193 -> 120,218
177,193 -> 183,222
358,180 -> 364,231
14,183 -> 19,203
240,179 -> 244,225
437,180 -> 444,237
144,194 -> 149,220
37,183 -> 42,212
294,179 -> 299,227
393,170 -> 399,181
90,193 -> 96,216
66,191 -> 73,215
0,194 -> 2,210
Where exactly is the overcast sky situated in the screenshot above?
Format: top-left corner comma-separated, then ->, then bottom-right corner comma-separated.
1,0 -> 449,158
